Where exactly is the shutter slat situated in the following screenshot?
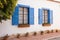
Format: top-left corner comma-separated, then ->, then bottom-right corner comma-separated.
38,9 -> 43,24
12,6 -> 19,25
29,8 -> 34,25
48,10 -> 53,24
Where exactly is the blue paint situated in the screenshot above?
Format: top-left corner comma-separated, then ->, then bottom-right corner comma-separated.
38,9 -> 43,24
17,4 -> 30,8
12,6 -> 19,25
48,10 -> 53,24
29,8 -> 34,25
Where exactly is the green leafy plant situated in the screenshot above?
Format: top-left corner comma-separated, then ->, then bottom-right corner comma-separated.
0,0 -> 17,22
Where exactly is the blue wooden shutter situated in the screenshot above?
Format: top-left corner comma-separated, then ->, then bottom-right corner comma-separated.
48,10 -> 53,24
12,6 -> 19,25
38,9 -> 43,24
29,8 -> 34,25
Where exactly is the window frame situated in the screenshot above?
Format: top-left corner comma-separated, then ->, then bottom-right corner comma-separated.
42,9 -> 51,26
18,6 -> 30,27
19,7 -> 29,24
43,9 -> 48,24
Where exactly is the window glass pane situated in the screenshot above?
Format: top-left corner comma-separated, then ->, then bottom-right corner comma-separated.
24,12 -> 28,15
45,13 -> 48,15
24,15 -> 28,20
45,19 -> 48,21
19,14 -> 23,16
19,18 -> 23,21
43,20 -> 48,23
43,9 -> 48,23
24,20 -> 28,24
24,15 -> 28,24
24,8 -> 28,12
19,7 -> 28,24
45,16 -> 48,18
45,10 -> 48,13
19,15 -> 23,23
19,11 -> 23,15
19,7 -> 24,11
45,20 -> 48,23
19,20 -> 23,24
43,10 -> 48,15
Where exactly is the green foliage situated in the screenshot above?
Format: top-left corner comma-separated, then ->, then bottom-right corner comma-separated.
0,0 -> 17,22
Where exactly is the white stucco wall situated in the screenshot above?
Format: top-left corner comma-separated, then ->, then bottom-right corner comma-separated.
0,0 -> 60,37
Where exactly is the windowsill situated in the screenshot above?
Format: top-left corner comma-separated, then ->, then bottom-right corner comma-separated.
18,24 -> 30,28
42,23 -> 51,26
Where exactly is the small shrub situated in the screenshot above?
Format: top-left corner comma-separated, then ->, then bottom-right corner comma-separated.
3,34 -> 9,40
56,30 -> 58,32
47,30 -> 50,34
51,30 -> 53,33
33,32 -> 37,36
25,32 -> 29,37
40,31 -> 44,35
17,34 -> 20,38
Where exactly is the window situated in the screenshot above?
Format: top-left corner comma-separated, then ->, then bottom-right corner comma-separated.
42,9 -> 51,26
43,9 -> 48,24
38,9 -> 53,26
12,4 -> 34,27
18,7 -> 29,27
19,7 -> 28,24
